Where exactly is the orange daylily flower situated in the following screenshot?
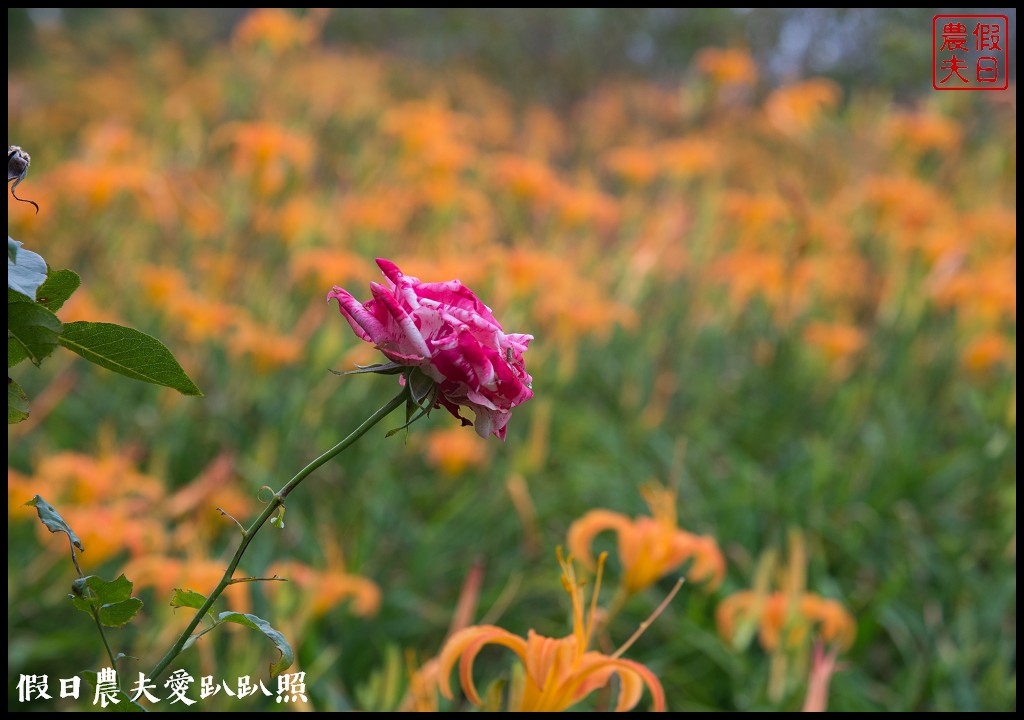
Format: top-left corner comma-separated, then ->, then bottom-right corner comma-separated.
568,484 -> 725,594
399,656 -> 443,712
716,591 -> 856,653
268,560 -> 381,619
716,531 -> 855,702
603,146 -> 661,186
695,47 -> 758,86
439,551 -> 666,712
961,332 -> 1014,373
803,321 -> 867,364
716,531 -> 856,654
422,427 -> 489,476
764,79 -> 841,136
885,110 -> 961,153
233,8 -> 317,54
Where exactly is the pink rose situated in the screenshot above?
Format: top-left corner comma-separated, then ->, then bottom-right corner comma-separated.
328,259 -> 533,440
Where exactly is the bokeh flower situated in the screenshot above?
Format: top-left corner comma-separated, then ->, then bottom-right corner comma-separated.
329,259 -> 533,440
568,483 -> 726,595
715,531 -> 856,701
716,590 -> 856,653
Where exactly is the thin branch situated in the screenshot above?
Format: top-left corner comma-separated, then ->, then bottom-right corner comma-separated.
147,386 -> 409,682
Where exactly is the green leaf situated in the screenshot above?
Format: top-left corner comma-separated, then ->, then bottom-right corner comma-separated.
70,575 -> 144,627
7,238 -> 48,301
408,367 -> 436,405
111,695 -> 146,712
170,588 -> 214,622
170,587 -> 209,610
98,598 -> 144,627
8,378 -> 30,423
58,321 -> 203,396
73,573 -> 134,604
216,611 -> 294,677
8,237 -> 19,263
9,336 -> 29,368
330,360 -> 407,376
26,495 -> 84,552
8,302 -> 63,367
35,268 -> 81,313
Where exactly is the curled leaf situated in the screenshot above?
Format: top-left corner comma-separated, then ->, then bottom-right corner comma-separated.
8,145 -> 40,214
27,493 -> 84,574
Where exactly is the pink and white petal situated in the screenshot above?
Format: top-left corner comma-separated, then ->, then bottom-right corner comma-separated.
328,287 -> 387,344
418,282 -> 499,325
430,333 -> 495,391
375,258 -> 408,288
379,347 -> 429,366
413,305 -> 448,345
507,334 -> 534,352
373,284 -> 432,359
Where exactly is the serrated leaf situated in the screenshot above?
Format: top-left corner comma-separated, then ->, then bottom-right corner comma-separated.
217,611 -> 294,677
170,588 -> 214,621
7,240 -> 48,301
70,575 -> 143,627
8,237 -> 19,263
58,321 -> 202,396
8,378 -> 30,423
170,588 -> 209,610
35,268 -> 81,313
98,598 -> 144,627
82,574 -> 135,604
25,495 -> 84,551
8,302 -> 63,367
9,336 -> 29,368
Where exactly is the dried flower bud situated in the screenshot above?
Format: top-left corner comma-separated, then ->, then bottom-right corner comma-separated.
8,145 -> 40,213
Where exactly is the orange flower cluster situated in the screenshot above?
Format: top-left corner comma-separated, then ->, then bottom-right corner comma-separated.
139,266 -> 302,373
11,449 -> 377,624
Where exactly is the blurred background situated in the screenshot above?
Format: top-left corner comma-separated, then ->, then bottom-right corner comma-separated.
7,8 -> 1016,712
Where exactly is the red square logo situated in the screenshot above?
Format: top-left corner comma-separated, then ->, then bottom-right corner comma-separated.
933,15 -> 1009,90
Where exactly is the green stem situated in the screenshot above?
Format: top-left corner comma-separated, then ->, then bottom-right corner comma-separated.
91,609 -> 120,676
147,386 -> 409,681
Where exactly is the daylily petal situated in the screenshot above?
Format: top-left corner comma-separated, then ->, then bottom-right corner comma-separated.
566,509 -> 633,569
572,653 -> 666,712
438,625 -> 527,705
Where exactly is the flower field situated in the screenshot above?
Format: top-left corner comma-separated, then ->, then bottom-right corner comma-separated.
7,9 -> 1016,712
